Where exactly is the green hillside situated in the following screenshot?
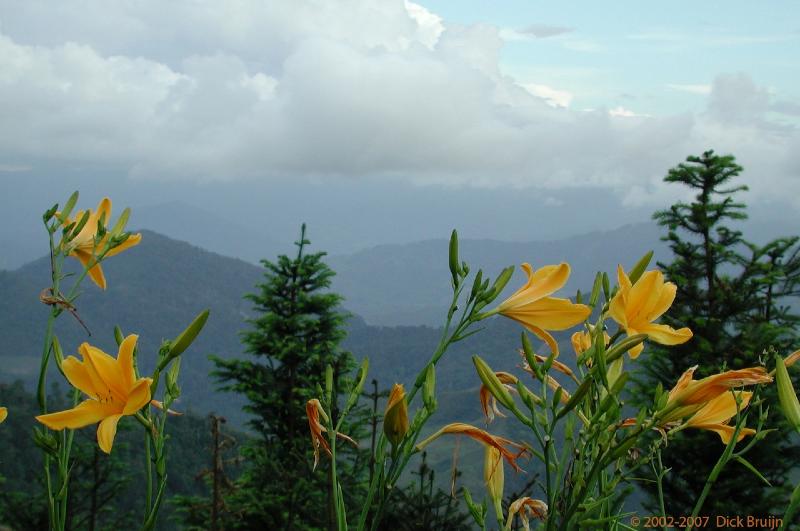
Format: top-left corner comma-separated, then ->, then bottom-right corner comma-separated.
0,228 -> 652,526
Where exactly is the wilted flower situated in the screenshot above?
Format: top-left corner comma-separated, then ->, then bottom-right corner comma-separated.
384,383 -> 409,446
784,349 -> 800,369
545,375 -> 571,405
479,371 -> 518,423
484,446 -> 504,517
496,263 -> 591,356
608,266 -> 692,359
35,335 -> 152,453
505,497 -> 548,530
306,399 -> 358,470
416,423 -> 528,471
517,349 -> 575,379
60,198 -> 141,289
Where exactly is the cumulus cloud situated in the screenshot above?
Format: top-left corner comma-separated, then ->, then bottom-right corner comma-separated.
0,0 -> 798,208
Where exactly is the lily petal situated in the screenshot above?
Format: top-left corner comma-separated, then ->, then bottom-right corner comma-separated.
626,270 -> 663,324
95,198 -> 112,228
97,414 -> 123,454
36,400 -> 115,430
628,341 -> 645,360
507,297 -> 591,331
73,249 -> 107,290
500,263 -> 571,309
639,322 -> 693,346
62,356 -> 99,398
0,407 -> 7,424
521,323 -> 559,357
104,232 -> 142,258
123,378 -> 153,415
646,281 -> 677,322
117,334 -> 139,390
688,392 -> 752,426
690,423 -> 756,444
82,344 -> 126,403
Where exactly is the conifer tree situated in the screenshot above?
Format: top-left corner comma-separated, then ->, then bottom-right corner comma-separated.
212,224 -> 368,529
635,150 -> 800,516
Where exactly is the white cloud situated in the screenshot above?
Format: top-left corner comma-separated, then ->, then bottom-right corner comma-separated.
520,83 -> 573,108
0,1 -> 797,209
404,1 -> 444,49
608,106 -> 650,118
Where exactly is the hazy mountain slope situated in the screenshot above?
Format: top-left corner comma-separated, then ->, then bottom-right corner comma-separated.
0,230 -> 261,424
329,222 -> 668,325
0,230 -> 585,428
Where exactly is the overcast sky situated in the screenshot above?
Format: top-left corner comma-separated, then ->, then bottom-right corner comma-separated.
0,1 -> 798,263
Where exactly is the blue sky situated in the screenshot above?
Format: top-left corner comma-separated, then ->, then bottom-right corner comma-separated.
419,1 -> 799,116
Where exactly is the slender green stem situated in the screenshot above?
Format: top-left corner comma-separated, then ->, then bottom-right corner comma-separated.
45,454 -> 56,530
144,431 -> 153,520
328,409 -> 343,530
356,441 -> 386,531
779,482 -> 800,530
359,279 -> 470,531
655,450 -> 667,531
685,422 -> 742,531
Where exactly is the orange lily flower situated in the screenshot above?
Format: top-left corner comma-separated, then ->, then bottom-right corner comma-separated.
496,263 -> 591,356
0,406 -> 7,424
684,391 -> 756,443
670,366 -> 772,406
608,266 -> 692,359
61,197 -> 142,289
505,497 -> 548,530
35,335 -> 152,453
416,422 -> 528,471
306,399 -> 357,470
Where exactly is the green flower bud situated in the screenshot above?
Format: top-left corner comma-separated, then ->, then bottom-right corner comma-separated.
776,355 -> 800,434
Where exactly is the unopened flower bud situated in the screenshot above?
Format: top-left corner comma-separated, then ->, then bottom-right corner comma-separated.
384,383 -> 409,447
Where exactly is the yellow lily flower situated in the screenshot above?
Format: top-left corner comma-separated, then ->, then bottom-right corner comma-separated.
505,497 -> 548,530
684,391 -> 755,443
35,335 -> 152,453
61,197 -> 142,289
416,422 -> 528,471
608,266 -> 692,359
0,406 -> 7,424
670,366 -> 772,406
496,263 -> 591,356
651,365 -> 770,443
